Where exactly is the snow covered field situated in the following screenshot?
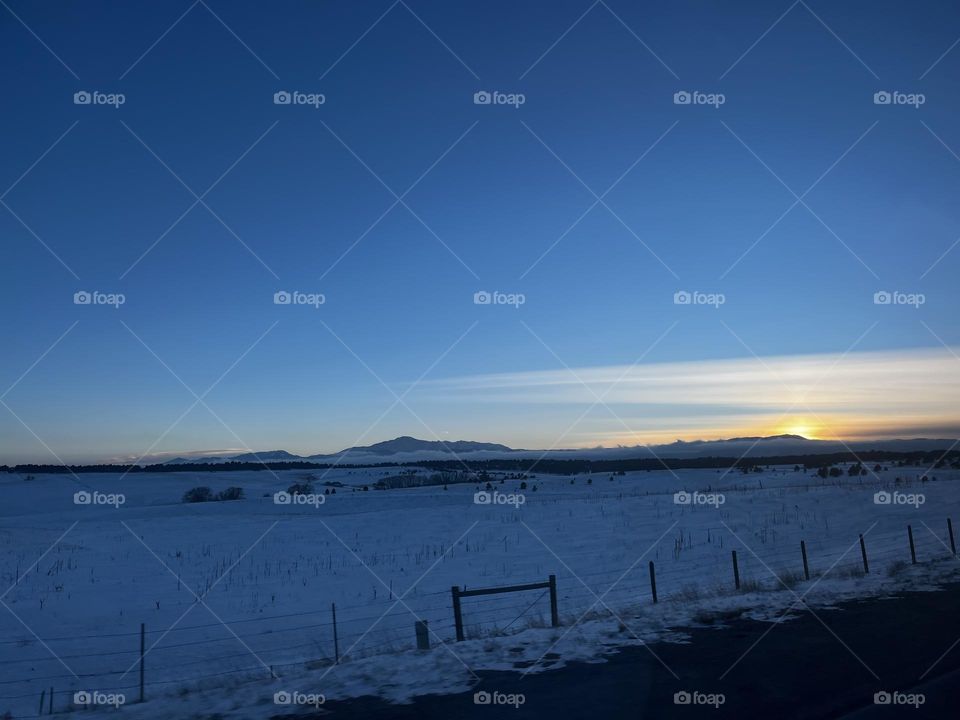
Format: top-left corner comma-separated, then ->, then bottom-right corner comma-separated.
2,461 -> 960,718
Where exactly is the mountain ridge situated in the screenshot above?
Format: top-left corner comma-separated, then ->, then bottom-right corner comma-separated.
162,434 -> 958,465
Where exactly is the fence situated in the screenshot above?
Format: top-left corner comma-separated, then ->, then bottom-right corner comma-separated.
451,575 -> 558,641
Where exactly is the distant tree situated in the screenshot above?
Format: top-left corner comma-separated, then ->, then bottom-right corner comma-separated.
216,487 -> 244,501
182,486 -> 213,503
520,481 -> 527,490
829,467 -> 843,478
286,482 -> 313,496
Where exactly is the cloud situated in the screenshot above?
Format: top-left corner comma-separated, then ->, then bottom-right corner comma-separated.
421,347 -> 960,442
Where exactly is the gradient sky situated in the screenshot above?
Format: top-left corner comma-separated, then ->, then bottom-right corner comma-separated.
2,0 -> 959,463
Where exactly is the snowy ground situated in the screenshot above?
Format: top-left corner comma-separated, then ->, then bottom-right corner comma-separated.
2,461 -> 959,718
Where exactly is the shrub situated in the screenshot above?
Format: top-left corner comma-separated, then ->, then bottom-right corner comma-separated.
217,487 -> 244,501
287,482 -> 313,496
182,486 -> 213,503
887,560 -> 908,578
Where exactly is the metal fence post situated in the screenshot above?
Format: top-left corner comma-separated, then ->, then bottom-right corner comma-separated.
649,561 -> 658,603
800,540 -> 810,581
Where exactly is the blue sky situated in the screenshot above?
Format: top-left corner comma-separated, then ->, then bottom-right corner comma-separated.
2,0 -> 959,462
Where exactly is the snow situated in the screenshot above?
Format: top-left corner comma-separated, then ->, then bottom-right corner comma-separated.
2,462 -> 959,718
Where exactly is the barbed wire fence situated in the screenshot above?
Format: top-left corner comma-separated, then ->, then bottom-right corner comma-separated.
2,476 -> 958,718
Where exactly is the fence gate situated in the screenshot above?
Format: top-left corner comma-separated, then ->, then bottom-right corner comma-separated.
451,575 -> 558,641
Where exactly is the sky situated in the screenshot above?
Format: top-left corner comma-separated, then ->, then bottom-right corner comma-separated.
1,0 -> 959,463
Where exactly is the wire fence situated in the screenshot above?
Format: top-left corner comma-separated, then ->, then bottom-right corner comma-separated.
2,476 -> 958,718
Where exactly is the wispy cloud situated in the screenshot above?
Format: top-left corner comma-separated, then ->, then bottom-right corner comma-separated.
420,347 -> 960,444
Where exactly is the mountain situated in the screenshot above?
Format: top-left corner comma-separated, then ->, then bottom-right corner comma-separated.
157,434 -> 959,465
308,436 -> 514,459
227,450 -> 303,462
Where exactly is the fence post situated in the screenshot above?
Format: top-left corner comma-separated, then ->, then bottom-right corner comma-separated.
139,622 -> 145,703
38,690 -> 45,717
908,525 -> 917,564
548,575 -> 559,628
949,518 -> 956,556
859,534 -> 869,574
415,620 -> 430,650
800,540 -> 810,581
731,550 -> 740,590
49,686 -> 53,715
452,586 -> 464,641
648,561 -> 658,603
331,603 -> 340,663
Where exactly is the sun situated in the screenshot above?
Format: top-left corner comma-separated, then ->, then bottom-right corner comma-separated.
777,420 -> 819,439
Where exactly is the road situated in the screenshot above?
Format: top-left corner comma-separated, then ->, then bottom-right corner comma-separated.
315,581 -> 960,718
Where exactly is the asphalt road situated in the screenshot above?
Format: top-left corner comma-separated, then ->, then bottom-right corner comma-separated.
315,582 -> 960,719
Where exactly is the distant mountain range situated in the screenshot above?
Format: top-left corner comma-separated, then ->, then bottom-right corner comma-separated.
162,434 -> 959,465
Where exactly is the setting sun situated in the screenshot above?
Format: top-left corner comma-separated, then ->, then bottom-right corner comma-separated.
777,420 -> 820,440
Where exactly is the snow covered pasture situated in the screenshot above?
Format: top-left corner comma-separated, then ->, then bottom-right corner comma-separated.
2,462 -> 960,718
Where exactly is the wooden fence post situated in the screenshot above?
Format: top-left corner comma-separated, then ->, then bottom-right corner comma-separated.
949,518 -> 956,556
859,534 -> 869,574
548,575 -> 559,628
648,561 -> 658,603
331,603 -> 340,663
139,622 -> 145,703
48,686 -> 53,715
38,690 -> 45,717
452,586 -> 464,641
800,540 -> 810,581
908,525 -> 917,564
731,550 -> 740,590
415,620 -> 430,650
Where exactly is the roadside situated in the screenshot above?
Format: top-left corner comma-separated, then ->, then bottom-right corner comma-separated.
317,581 -> 960,719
